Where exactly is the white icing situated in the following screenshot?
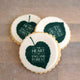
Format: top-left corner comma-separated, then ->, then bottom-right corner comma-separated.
19,33 -> 59,73
35,17 -> 70,49
11,14 -> 41,43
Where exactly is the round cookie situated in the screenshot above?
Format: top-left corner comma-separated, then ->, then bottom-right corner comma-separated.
19,32 -> 61,73
35,17 -> 71,49
10,14 -> 41,45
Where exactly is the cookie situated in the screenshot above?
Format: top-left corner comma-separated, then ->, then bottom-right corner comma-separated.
35,17 -> 71,49
10,14 -> 41,45
19,32 -> 61,73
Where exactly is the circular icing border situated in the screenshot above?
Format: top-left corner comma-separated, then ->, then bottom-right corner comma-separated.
19,32 -> 61,73
35,17 -> 71,49
10,14 -> 41,45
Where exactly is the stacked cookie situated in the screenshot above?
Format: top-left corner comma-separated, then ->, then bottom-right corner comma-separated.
10,14 -> 71,73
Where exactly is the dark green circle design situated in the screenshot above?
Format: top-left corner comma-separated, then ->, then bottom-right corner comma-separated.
17,21 -> 36,39
25,37 -> 51,69
44,22 -> 66,43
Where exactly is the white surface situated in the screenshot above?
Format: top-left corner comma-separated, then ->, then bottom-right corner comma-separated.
11,14 -> 41,43
19,33 -> 59,73
35,17 -> 70,49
